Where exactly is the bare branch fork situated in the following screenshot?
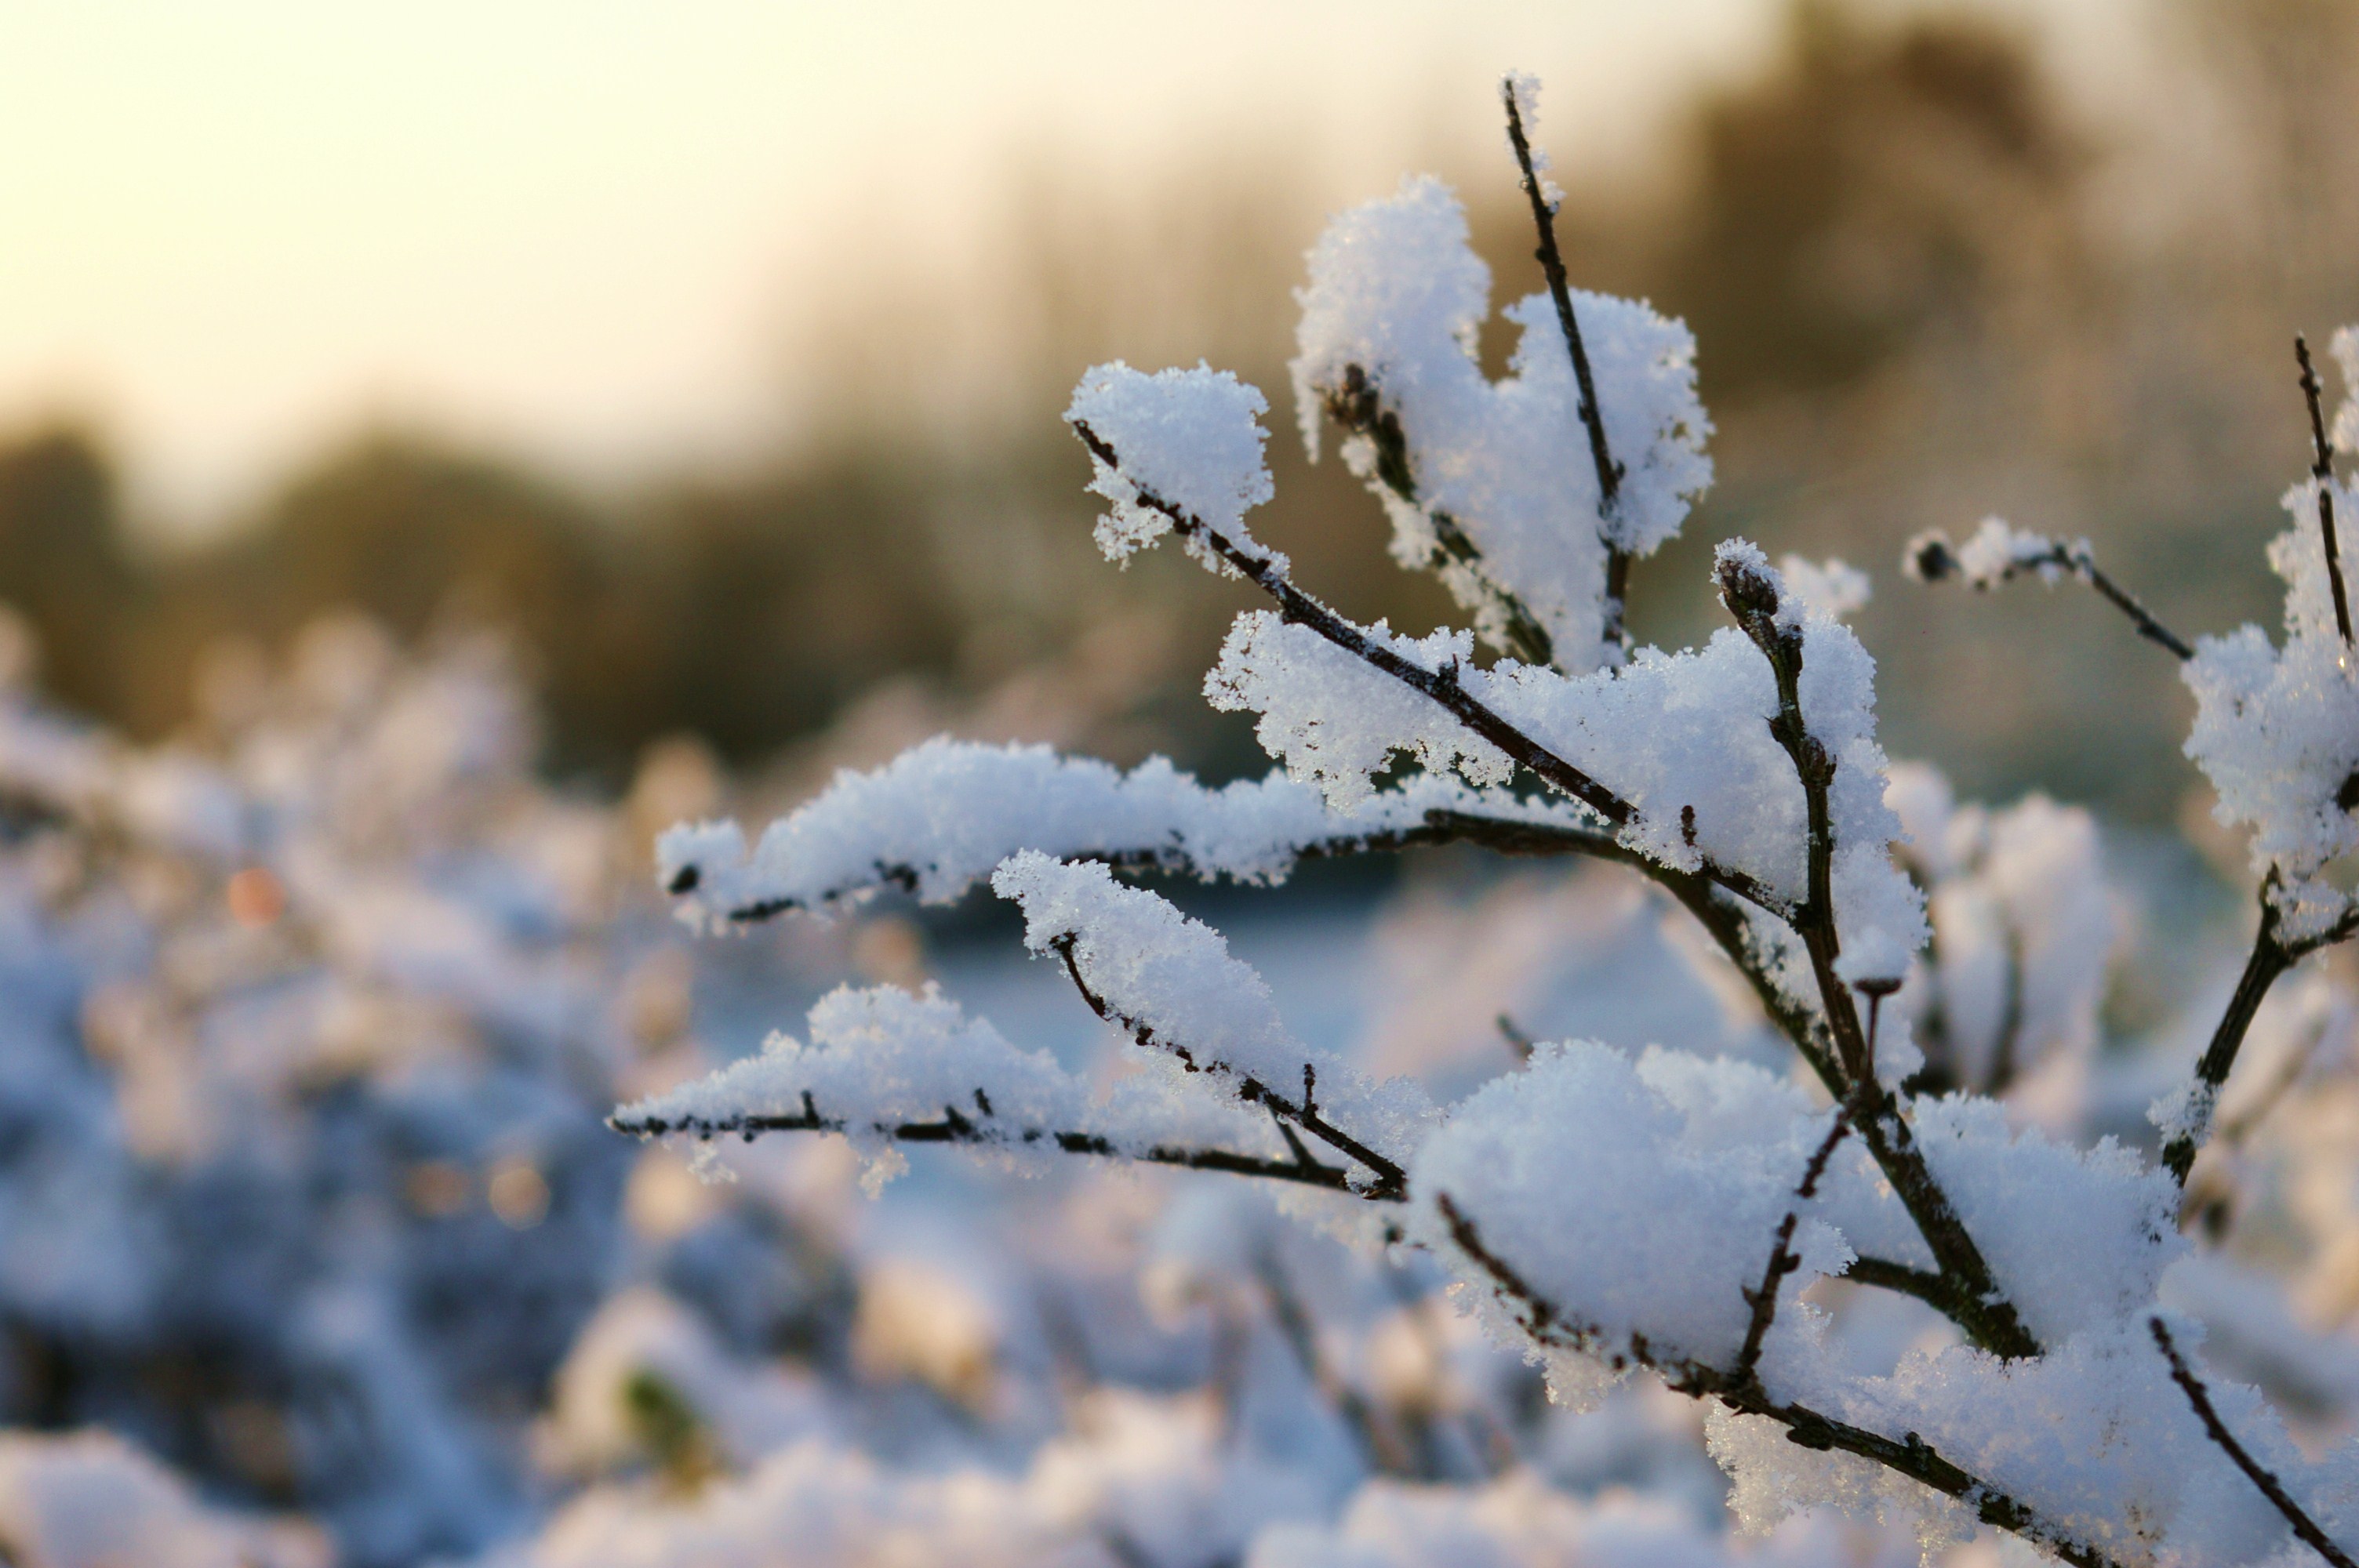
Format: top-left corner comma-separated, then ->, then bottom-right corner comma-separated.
1434,1192 -> 2125,1568
1500,78 -> 1630,649
2297,336 -> 2354,646
2150,1317 -> 2357,1568
609,1090 -> 1381,1199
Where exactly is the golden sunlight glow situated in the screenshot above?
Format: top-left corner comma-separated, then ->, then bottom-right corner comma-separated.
4,0 -> 2105,517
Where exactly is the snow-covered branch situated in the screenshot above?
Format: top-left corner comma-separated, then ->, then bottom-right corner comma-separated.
656,741 -> 1621,928
1499,74 -> 1630,650
1431,1185 -> 2128,1568
1001,854 -> 1431,1203
611,985 -> 1374,1199
1905,518 -> 2194,660
2151,1316 -> 2358,1568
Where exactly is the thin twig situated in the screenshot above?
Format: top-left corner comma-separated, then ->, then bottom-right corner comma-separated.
1047,931 -> 1411,1200
2165,874 -> 2359,1186
2150,1317 -> 2357,1568
609,1091 -> 1387,1199
2215,1009 -> 2334,1152
1717,549 -> 2040,1361
1500,78 -> 1629,648
2298,336 -> 2353,646
1910,533 -> 2194,660
2165,882 -> 2295,1185
2079,552 -> 2198,661
1736,1108 -> 1854,1379
1846,1256 -> 1970,1316
697,804 -> 1634,925
1717,551 -> 1869,1083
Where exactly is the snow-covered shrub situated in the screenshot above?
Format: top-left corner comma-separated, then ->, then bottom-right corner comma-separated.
622,78 -> 2359,1568
0,617 -> 736,1565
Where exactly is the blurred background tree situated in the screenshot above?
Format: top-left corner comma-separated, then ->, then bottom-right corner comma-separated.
0,0 -> 2350,819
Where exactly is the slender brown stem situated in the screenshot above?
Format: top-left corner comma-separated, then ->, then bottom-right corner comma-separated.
1735,1108 -> 1853,1378
2079,554 -> 2197,661
1847,1256 -> 1965,1316
1717,549 -> 2040,1360
1910,533 -> 2193,660
2297,336 -> 2353,645
1047,931 -> 1411,1200
2150,1317 -> 2357,1568
2164,884 -> 2294,1185
1499,79 -> 1628,648
610,1091 -> 1384,1197
703,803 -> 1632,926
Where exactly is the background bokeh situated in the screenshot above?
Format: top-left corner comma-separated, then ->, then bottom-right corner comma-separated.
1,0 -> 2354,818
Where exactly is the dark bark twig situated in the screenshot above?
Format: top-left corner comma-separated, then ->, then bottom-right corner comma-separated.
2150,1316 -> 2357,1568
1717,553 -> 1869,1084
1047,932 -> 1411,1200
1735,1107 -> 1854,1379
1500,79 -> 1630,649
2297,336 -> 2353,646
697,803 -> 1634,926
1846,1256 -> 1971,1317
2078,552 -> 2199,661
2214,1007 -> 2334,1152
2162,871 -> 2359,1187
1910,533 -> 2194,661
2165,879 -> 2296,1185
1495,1014 -> 1536,1063
610,1090 -> 1390,1200
1717,550 -> 2041,1361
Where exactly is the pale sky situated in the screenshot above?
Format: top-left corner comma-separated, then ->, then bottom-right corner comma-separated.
0,1 -> 2126,523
